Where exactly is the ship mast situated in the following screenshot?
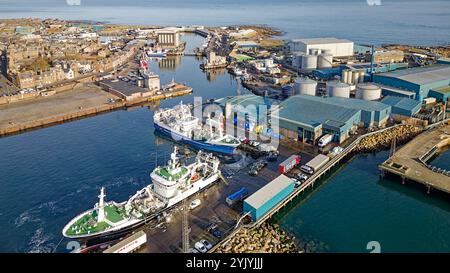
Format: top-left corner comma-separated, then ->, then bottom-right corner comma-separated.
97,187 -> 106,222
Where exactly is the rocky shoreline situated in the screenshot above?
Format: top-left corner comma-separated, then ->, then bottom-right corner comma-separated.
214,222 -> 301,253
355,125 -> 423,153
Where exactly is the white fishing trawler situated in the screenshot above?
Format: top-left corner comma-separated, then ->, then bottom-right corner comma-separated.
154,102 -> 241,155
62,147 -> 221,239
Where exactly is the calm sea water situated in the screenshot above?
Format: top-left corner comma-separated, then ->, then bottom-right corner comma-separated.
1,0 -> 450,45
0,1 -> 450,253
278,151 -> 450,253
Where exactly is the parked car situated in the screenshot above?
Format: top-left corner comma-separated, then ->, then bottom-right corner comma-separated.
200,239 -> 213,250
207,224 -> 222,239
266,151 -> 279,162
297,173 -> 309,181
194,241 -> 208,253
248,160 -> 267,176
189,199 -> 201,210
292,178 -> 302,188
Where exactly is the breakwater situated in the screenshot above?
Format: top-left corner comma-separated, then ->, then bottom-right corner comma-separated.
214,222 -> 300,253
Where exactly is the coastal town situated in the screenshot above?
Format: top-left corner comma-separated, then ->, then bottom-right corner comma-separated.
0,17 -> 449,255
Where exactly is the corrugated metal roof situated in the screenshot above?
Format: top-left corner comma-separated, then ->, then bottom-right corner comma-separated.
381,96 -> 422,112
376,65 -> 450,85
244,174 -> 293,209
432,86 -> 450,94
278,95 -> 360,129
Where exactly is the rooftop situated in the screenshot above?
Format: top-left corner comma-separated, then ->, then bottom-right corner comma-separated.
290,37 -> 353,45
278,95 -> 360,129
432,85 -> 450,94
290,94 -> 390,112
375,64 -> 450,85
244,174 -> 293,209
381,96 -> 422,112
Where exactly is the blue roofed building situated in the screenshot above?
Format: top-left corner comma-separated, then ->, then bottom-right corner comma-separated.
428,86 -> 450,102
373,64 -> 450,101
381,96 -> 422,118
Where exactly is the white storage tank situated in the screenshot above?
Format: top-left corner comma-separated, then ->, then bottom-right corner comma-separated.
355,83 -> 382,101
346,70 -> 352,84
301,55 -> 318,70
294,78 -> 317,96
318,53 -> 333,69
327,82 -> 351,98
341,70 -> 349,84
357,70 -> 365,83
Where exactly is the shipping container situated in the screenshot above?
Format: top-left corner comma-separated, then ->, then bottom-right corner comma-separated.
305,154 -> 329,172
278,155 -> 301,174
243,175 -> 294,221
226,187 -> 249,206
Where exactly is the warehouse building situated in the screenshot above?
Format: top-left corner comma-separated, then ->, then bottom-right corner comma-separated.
381,96 -> 422,119
277,95 -> 362,143
428,86 -> 450,102
287,37 -> 354,57
373,64 -> 450,101
219,94 -> 391,144
243,175 -> 294,221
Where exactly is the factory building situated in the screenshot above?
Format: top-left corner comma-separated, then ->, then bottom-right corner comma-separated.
287,37 -> 354,57
428,86 -> 450,102
156,30 -> 180,48
373,64 -> 450,101
219,93 -> 392,144
381,96 -> 422,118
277,95 -> 362,143
232,40 -> 259,51
243,175 -> 295,221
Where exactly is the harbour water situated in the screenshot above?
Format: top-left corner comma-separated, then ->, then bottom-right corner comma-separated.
0,0 -> 450,253
278,151 -> 450,253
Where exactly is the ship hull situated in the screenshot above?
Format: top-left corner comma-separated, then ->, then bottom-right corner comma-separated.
154,122 -> 237,155
63,174 -> 220,241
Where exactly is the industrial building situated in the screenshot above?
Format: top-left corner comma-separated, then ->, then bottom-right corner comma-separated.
243,175 -> 294,221
373,64 -> 450,101
381,96 -> 422,118
428,86 -> 450,102
232,40 -> 259,51
287,37 -> 354,57
156,30 -> 180,48
219,93 -> 392,144
277,95 -> 362,143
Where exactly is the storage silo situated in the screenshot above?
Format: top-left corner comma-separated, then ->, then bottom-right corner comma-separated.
346,70 -> 353,84
318,53 -> 333,69
294,78 -> 317,96
357,70 -> 365,83
327,82 -> 351,98
309,48 -> 321,55
301,55 -> 318,70
351,71 -> 358,85
341,70 -> 349,84
355,83 -> 382,100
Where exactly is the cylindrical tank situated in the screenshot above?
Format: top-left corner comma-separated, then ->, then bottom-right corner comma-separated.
309,48 -> 321,55
294,78 -> 317,96
318,53 -> 333,69
341,70 -> 349,84
357,70 -> 365,83
292,52 -> 304,67
301,55 -> 318,70
346,70 -> 352,84
355,83 -> 382,100
351,71 -> 358,85
327,82 -> 351,98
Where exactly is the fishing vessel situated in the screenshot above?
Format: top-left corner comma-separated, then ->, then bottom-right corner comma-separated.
153,102 -> 241,155
147,48 -> 167,57
62,147 -> 221,239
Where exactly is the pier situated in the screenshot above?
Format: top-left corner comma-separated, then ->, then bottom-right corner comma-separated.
380,121 -> 450,194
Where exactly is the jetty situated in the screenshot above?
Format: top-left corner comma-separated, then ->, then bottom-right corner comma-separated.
380,120 -> 450,194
